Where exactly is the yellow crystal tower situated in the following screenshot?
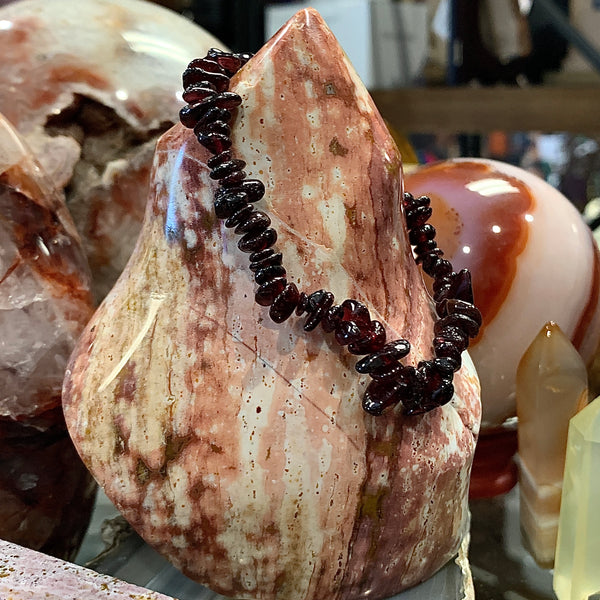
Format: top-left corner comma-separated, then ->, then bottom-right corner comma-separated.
516,322 -> 588,567
554,396 -> 600,600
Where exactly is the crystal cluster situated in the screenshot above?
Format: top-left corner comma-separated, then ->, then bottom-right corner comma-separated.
0,0 -> 224,299
0,113 -> 96,558
516,322 -> 588,566
63,10 -> 481,600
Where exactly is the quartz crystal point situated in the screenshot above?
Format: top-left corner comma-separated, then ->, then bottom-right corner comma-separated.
516,322 -> 588,567
0,539 -> 176,600
0,113 -> 96,559
0,0 -> 224,299
63,10 -> 481,600
554,397 -> 600,600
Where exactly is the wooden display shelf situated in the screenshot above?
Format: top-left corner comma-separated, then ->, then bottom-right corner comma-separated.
371,86 -> 600,134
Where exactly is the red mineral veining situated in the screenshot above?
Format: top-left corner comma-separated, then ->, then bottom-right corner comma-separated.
63,9 -> 480,599
0,113 -> 96,559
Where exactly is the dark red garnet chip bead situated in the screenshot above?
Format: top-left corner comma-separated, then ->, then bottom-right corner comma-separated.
235,210 -> 271,234
321,305 -> 344,333
224,204 -> 253,228
334,320 -> 363,346
408,224 -> 436,245
197,132 -> 231,154
339,299 -> 371,328
370,362 -> 405,382
213,191 -> 248,219
187,57 -> 222,72
239,179 -> 266,202
210,159 -> 246,180
195,107 -> 232,132
249,249 -> 283,271
207,149 -> 233,169
255,264 -> 286,285
182,85 -> 216,104
269,283 -> 301,323
182,67 -> 229,91
204,120 -> 231,137
348,320 -> 386,355
355,339 -> 410,374
304,291 -> 335,332
221,170 -> 247,187
238,227 -> 277,253
295,292 -> 309,316
434,313 -> 480,338
362,378 -> 409,416
255,277 -> 287,306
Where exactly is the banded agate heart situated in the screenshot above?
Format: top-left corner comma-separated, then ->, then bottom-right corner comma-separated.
64,10 -> 480,600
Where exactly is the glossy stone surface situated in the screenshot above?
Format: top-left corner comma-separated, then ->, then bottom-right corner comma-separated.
0,113 -> 96,558
516,322 -> 588,567
0,539 -> 176,600
554,397 -> 600,600
0,0 -> 224,299
63,10 -> 481,600
405,159 -> 600,428
0,113 -> 93,423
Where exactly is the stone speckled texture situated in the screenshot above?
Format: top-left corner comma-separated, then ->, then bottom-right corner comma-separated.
0,0 -> 224,299
0,539 -> 176,600
63,10 -> 481,600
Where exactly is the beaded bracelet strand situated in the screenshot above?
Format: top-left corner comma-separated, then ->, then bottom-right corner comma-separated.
179,49 -> 481,417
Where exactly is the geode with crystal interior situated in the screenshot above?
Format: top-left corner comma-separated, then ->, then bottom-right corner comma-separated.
63,10 -> 481,599
0,113 -> 96,558
0,0 -> 224,299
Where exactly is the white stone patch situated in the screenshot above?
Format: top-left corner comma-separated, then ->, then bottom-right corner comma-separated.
171,534 -> 187,549
306,109 -> 321,128
169,463 -> 192,528
317,195 -> 347,257
302,184 -> 317,202
304,79 -> 315,99
184,228 -> 197,249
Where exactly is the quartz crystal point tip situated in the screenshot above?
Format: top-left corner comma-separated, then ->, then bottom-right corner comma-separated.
63,9 -> 481,600
516,321 -> 588,567
553,396 -> 600,600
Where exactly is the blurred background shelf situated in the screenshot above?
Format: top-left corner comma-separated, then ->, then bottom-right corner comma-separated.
371,85 -> 600,134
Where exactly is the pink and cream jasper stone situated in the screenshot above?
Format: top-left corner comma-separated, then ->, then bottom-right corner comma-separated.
63,10 -> 481,600
405,158 -> 600,427
0,0 -> 224,299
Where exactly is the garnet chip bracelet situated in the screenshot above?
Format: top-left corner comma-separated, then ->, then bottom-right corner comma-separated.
179,49 -> 481,417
